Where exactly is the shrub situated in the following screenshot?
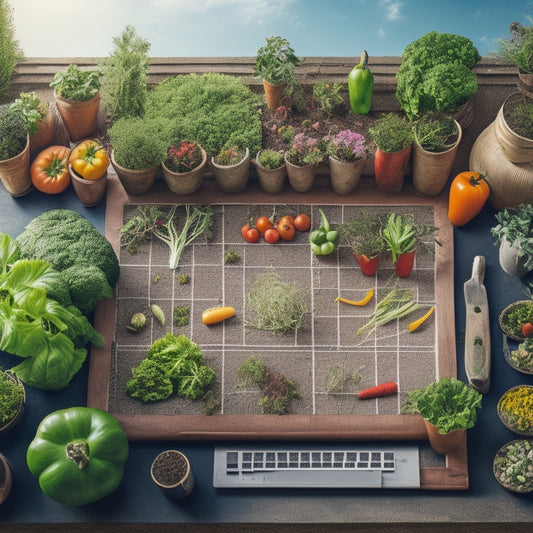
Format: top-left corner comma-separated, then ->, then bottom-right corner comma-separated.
0,104 -> 27,159
99,25 -> 150,120
0,0 -> 24,103
145,73 -> 262,156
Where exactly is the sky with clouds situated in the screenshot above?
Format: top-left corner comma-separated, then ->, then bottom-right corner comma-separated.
8,0 -> 533,58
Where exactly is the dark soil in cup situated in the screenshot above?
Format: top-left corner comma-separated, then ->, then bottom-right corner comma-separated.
151,451 -> 188,487
503,92 -> 533,139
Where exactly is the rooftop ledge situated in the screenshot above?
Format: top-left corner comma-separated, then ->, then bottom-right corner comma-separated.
9,56 -> 521,177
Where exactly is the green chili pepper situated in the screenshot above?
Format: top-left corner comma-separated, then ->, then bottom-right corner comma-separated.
310,209 -> 338,256
348,50 -> 373,115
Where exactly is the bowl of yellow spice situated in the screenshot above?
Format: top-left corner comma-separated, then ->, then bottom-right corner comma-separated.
497,385 -> 533,436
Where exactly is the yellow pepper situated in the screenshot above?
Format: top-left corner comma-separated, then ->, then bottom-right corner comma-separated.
69,139 -> 110,180
408,306 -> 435,332
335,288 -> 374,306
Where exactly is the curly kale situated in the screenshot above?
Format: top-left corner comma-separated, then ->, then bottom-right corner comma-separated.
16,209 -> 120,314
126,333 -> 215,403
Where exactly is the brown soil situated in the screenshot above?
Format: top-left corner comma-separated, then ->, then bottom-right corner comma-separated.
151,451 -> 188,486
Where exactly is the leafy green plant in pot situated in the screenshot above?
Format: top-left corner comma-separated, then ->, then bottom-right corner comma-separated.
50,64 -> 101,141
368,113 -> 413,194
0,105 -> 31,196
340,211 -> 385,276
402,377 -> 482,454
412,113 -> 462,196
254,149 -> 287,194
0,369 -> 25,432
284,132 -> 324,193
491,203 -> 533,280
254,35 -> 301,111
108,115 -> 167,195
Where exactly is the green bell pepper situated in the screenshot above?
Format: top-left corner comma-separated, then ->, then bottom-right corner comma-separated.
310,209 -> 338,256
348,50 -> 374,115
26,407 -> 129,506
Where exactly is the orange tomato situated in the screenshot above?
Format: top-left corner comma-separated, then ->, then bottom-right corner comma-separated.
276,215 -> 296,241
256,216 -> 273,234
294,213 -> 311,232
31,145 -> 71,194
447,171 -> 490,227
264,227 -> 280,243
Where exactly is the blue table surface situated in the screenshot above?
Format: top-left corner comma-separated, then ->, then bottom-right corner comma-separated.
1,183 -> 532,525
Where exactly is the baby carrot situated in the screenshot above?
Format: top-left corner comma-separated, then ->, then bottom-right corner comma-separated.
358,381 -> 398,399
335,288 -> 374,306
408,306 -> 435,333
202,306 -> 235,325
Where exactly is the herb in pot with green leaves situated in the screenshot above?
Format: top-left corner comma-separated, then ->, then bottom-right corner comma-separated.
26,407 -> 129,506
310,209 -> 338,256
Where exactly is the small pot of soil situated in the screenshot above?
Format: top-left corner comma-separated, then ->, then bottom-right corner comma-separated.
150,450 -> 194,499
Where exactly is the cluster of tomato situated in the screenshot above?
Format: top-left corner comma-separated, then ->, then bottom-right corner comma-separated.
241,213 -> 311,244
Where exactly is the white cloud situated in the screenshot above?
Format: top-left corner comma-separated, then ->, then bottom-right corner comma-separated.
380,0 -> 404,22
378,27 -> 386,38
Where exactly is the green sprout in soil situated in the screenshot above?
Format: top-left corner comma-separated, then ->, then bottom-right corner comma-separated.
173,305 -> 190,326
224,248 -> 241,264
324,366 -> 345,393
236,356 -> 299,415
152,274 -> 161,283
178,273 -> 190,285
201,391 -> 221,415
245,272 -> 310,333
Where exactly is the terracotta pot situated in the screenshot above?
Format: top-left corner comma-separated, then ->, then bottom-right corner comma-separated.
30,105 -> 56,153
470,122 -> 533,210
263,79 -> 286,111
151,450 -> 194,499
69,165 -> 107,207
412,120 -> 462,197
373,145 -> 411,194
111,151 -> 159,195
328,156 -> 364,195
54,90 -> 100,142
211,148 -> 250,194
494,92 -> 533,164
0,134 -> 32,197
284,155 -> 316,193
254,151 -> 287,193
424,419 -> 466,455
0,453 -> 12,505
162,147 -> 206,195
353,252 -> 381,276
395,249 -> 416,278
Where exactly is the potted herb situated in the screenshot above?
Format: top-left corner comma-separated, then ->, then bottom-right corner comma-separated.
254,35 -> 301,110
383,213 -> 416,277
395,31 -> 480,121
491,203 -> 533,279
0,370 -> 25,433
412,113 -> 462,197
162,140 -> 207,195
494,91 -> 533,164
254,149 -> 287,194
284,132 -> 324,192
402,377 -> 482,455
0,105 -> 31,196
497,22 -> 533,89
211,145 -> 250,194
340,211 -> 385,276
50,64 -> 101,141
9,92 -> 55,153
108,116 -> 167,195
368,113 -> 413,194
325,129 -> 366,195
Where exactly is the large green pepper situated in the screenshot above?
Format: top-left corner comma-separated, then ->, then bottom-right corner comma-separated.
310,209 -> 338,256
348,50 -> 374,115
26,407 -> 129,506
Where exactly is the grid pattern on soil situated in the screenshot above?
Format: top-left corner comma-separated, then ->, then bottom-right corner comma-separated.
108,203 -> 438,417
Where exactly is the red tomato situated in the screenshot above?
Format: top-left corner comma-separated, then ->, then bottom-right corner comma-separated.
264,228 -> 280,243
256,216 -> 273,234
31,145 -> 71,194
294,213 -> 311,232
241,224 -> 251,239
447,171 -> 490,227
242,227 -> 260,243
276,215 -> 296,241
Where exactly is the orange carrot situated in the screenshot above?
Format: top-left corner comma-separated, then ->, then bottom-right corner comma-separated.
202,306 -> 235,325
358,381 -> 398,399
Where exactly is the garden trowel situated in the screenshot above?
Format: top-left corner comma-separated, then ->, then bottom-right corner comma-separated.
463,255 -> 491,394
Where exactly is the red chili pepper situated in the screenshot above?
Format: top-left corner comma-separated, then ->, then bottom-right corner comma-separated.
358,381 -> 398,399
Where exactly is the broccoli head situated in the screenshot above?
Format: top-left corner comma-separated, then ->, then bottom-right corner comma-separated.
16,209 -> 120,314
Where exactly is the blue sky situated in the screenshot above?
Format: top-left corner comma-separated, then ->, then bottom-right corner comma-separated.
9,0 -> 533,58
